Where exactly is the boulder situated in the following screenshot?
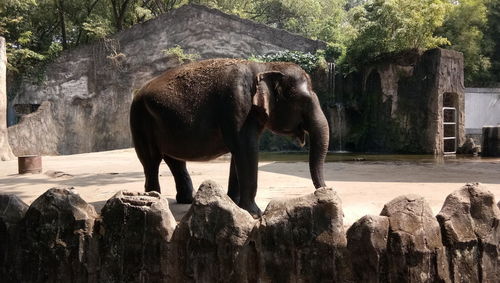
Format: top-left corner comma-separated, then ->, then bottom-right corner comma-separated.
437,183 -> 500,282
168,180 -> 257,282
17,187 -> 98,282
99,190 -> 176,283
380,194 -> 449,282
0,194 -> 28,280
457,137 -> 480,155
0,193 -> 28,225
257,187 -> 348,282
347,215 -> 389,283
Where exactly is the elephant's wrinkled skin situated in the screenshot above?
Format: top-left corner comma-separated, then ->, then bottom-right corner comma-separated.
130,59 -> 329,218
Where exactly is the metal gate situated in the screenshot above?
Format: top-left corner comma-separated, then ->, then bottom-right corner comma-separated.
443,107 -> 457,154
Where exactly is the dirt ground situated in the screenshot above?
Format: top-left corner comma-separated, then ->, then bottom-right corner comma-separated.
1,148 -> 499,227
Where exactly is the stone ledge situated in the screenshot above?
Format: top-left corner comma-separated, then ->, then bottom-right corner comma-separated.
0,182 -> 498,282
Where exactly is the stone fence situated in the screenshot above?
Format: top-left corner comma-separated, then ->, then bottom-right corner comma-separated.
0,182 -> 499,282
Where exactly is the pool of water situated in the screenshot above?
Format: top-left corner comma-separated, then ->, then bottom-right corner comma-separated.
258,151 -> 500,164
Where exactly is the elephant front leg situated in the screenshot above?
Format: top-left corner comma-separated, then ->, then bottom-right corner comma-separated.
230,122 -> 262,218
227,155 -> 240,204
233,149 -> 261,218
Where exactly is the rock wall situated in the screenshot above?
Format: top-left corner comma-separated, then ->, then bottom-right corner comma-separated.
9,4 -> 325,155
0,37 -> 14,160
335,48 -> 466,154
7,101 -> 59,156
1,182 -> 498,282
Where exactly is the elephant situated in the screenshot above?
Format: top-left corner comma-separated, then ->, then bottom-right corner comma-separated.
130,58 -> 329,218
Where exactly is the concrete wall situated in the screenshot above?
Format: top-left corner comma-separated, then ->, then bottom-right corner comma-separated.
8,4 -> 325,155
465,88 -> 500,134
0,37 -> 14,160
7,102 -> 59,156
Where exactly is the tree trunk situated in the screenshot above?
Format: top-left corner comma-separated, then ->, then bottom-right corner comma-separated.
57,0 -> 68,49
0,37 -> 15,161
111,0 -> 132,31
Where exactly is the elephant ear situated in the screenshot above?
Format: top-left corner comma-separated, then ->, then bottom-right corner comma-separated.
252,71 -> 284,118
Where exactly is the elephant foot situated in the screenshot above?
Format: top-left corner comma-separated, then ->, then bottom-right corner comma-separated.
176,192 -> 195,204
145,187 -> 161,193
240,201 -> 262,219
227,193 -> 240,205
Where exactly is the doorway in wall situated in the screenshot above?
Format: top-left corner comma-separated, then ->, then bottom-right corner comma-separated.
11,103 -> 40,125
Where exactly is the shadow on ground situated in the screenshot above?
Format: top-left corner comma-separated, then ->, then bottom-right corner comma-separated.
0,171 -> 145,189
258,161 -> 500,184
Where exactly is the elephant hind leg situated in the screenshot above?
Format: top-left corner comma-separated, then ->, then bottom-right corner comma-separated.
163,156 -> 195,204
133,142 -> 162,193
144,156 -> 162,193
131,137 -> 162,192
131,102 -> 162,193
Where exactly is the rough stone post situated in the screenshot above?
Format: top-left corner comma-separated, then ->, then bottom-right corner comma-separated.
347,215 -> 389,283
168,181 -> 257,282
99,191 -> 177,282
437,183 -> 500,282
0,37 -> 14,161
17,187 -> 99,282
257,187 -> 349,282
0,194 -> 28,281
380,195 -> 449,282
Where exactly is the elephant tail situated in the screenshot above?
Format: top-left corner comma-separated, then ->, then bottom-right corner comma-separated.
130,95 -> 152,145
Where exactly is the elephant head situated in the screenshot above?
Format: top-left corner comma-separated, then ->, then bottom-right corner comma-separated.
252,63 -> 329,188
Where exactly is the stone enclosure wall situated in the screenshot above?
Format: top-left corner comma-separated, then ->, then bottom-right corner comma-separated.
333,49 -> 466,154
8,4 -> 467,156
8,4 -> 325,155
1,182 -> 498,282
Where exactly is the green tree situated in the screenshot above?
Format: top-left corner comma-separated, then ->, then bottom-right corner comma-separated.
140,0 -> 186,17
110,0 -> 137,31
187,0 -> 254,17
0,0 -> 48,75
1,0 -> 141,75
345,0 -> 450,67
250,50 -> 327,74
438,0 -> 491,85
486,0 -> 500,83
249,0 -> 349,43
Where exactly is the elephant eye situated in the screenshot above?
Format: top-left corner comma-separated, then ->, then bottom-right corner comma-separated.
275,85 -> 283,96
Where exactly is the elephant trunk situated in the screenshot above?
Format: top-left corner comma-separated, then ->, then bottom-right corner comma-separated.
305,102 -> 329,188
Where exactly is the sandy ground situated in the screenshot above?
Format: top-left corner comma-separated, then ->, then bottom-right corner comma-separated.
1,148 -> 499,227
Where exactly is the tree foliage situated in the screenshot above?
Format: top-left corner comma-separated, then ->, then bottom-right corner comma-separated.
485,0 -> 500,83
438,0 -> 492,85
345,0 -> 450,67
251,0 -> 347,42
1,0 -> 499,86
163,45 -> 200,63
250,50 -> 327,74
